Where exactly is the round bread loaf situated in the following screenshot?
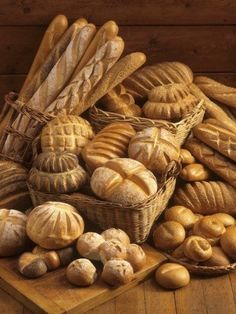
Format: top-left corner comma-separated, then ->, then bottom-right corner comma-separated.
183,236 -> 212,262
126,244 -> 146,271
76,232 -> 105,260
220,227 -> 236,260
90,158 -> 157,205
211,213 -> 235,228
82,122 -> 136,172
101,228 -> 130,246
128,127 -> 180,175
0,209 -> 29,257
99,239 -> 127,264
66,259 -> 97,286
26,202 -> 84,249
155,263 -> 190,290
101,259 -> 134,286
201,246 -> 231,266
28,152 -> 87,194
143,83 -> 198,121
164,206 -> 197,230
41,114 -> 94,155
153,221 -> 186,251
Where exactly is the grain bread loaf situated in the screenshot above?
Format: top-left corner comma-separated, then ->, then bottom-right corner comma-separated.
90,158 -> 158,205
41,114 -> 94,155
82,122 -> 135,172
123,62 -> 193,101
185,137 -> 236,188
193,118 -> 236,162
128,127 -> 180,175
143,83 -> 198,120
28,152 -> 87,193
174,181 -> 236,216
194,76 -> 236,108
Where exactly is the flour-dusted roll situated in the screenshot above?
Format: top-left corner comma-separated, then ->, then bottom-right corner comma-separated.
90,158 -> 158,206
82,122 -> 136,172
128,127 -> 180,175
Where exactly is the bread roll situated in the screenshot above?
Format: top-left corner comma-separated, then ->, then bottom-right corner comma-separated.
101,228 -> 130,246
66,259 -> 97,286
76,232 -> 105,260
164,206 -> 197,230
143,83 -> 198,120
180,163 -> 210,182
101,259 -> 134,286
211,213 -> 235,228
128,127 -> 180,175
153,221 -> 186,251
99,239 -> 127,264
41,114 -> 94,155
32,246 -> 60,270
126,244 -> 146,271
220,227 -> 236,260
28,152 -> 87,193
155,263 -> 190,290
180,149 -> 195,164
82,123 -> 135,172
201,246 -> 231,266
90,158 -> 157,205
174,181 -> 236,216
26,202 -> 84,249
183,236 -> 212,262
0,209 -> 29,257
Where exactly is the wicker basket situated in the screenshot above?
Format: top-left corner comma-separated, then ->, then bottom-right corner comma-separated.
28,161 -> 180,243
89,100 -> 205,145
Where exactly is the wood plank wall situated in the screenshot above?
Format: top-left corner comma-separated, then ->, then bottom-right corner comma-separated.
1,0 -> 236,101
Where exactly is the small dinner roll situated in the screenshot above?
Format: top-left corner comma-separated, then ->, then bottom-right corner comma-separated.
183,236 -> 212,262
164,206 -> 196,230
76,232 -> 105,260
155,263 -> 190,290
101,228 -> 130,246
66,258 -> 97,286
211,213 -> 235,228
99,239 -> 127,264
220,226 -> 236,260
101,259 -> 134,286
126,244 -> 146,271
201,246 -> 231,266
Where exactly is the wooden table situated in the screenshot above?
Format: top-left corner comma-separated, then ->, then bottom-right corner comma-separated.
1,272 -> 236,314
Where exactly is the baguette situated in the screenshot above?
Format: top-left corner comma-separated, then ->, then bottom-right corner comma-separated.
193,118 -> 236,162
185,137 -> 236,188
123,61 -> 193,101
194,76 -> 236,108
174,181 -> 236,216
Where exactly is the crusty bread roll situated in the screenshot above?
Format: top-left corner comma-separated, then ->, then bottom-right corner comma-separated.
185,137 -> 236,188
220,227 -> 236,260
0,209 -> 29,257
183,236 -> 212,262
82,123 -> 135,172
174,181 -> 236,216
164,206 -> 197,230
155,263 -> 190,290
28,152 -> 87,194
123,62 -> 193,101
90,158 -> 157,205
101,228 -> 130,246
211,213 -> 235,228
128,127 -> 180,175
26,202 -> 84,249
201,246 -> 231,266
180,163 -> 210,182
41,114 -> 94,155
193,118 -> 236,162
143,83 -> 198,121
76,232 -> 105,260
126,244 -> 146,272
99,239 -> 127,264
180,149 -> 195,164
153,221 -> 186,251
101,259 -> 134,286
66,258 -> 97,286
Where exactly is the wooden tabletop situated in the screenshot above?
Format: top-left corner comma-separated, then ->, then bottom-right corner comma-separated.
1,272 -> 236,314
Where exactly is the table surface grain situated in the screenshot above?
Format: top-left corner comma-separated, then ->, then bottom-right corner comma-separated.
1,272 -> 236,314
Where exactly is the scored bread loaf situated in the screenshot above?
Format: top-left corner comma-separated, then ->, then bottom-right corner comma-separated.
194,76 -> 236,108
174,181 -> 236,216
123,62 -> 193,101
82,122 -> 136,172
90,158 -> 158,205
193,118 -> 236,162
143,83 -> 198,120
185,137 -> 236,188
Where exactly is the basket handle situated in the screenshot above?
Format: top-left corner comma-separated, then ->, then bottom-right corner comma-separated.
159,160 -> 181,185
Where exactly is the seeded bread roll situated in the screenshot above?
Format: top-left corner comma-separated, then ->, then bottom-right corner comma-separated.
82,123 -> 135,172
90,158 -> 157,206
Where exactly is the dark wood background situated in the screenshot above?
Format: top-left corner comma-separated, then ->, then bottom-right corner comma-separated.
1,0 -> 236,100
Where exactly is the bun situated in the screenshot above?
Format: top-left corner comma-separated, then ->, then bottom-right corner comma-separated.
101,228 -> 130,246
99,239 -> 127,264
211,213 -> 235,228
201,246 -> 231,266
91,158 -> 157,205
220,227 -> 236,260
101,259 -> 134,286
128,127 -> 180,175
180,149 -> 195,164
76,232 -> 105,260
164,206 -> 197,230
82,123 -> 136,172
126,244 -> 146,271
66,258 -> 97,286
180,163 -> 210,182
183,236 -> 212,262
26,202 -> 84,249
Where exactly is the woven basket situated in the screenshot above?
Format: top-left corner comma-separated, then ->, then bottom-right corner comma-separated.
28,161 -> 180,243
162,252 -> 236,276
89,100 -> 205,145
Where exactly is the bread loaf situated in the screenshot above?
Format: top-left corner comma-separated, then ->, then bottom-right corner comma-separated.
41,114 -> 94,155
101,259 -> 134,286
143,83 -> 198,120
185,137 -> 236,188
180,163 -> 210,182
193,118 -> 236,162
66,259 -> 97,286
174,181 -> 236,216
128,127 -> 180,175
194,76 -> 236,108
123,62 -> 193,101
82,122 -> 135,172
90,158 -> 158,205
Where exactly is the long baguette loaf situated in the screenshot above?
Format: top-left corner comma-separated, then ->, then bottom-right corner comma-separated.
194,76 -> 236,108
48,36 -> 124,115
174,181 -> 236,216
123,61 -> 193,101
193,118 -> 236,162
185,137 -> 236,188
